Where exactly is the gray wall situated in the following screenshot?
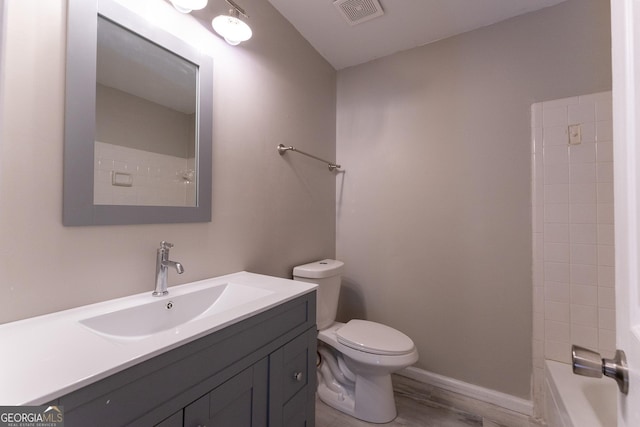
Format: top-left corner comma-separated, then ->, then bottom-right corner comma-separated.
96,84 -> 194,158
335,0 -> 611,399
0,0 -> 336,323
0,0 -> 611,403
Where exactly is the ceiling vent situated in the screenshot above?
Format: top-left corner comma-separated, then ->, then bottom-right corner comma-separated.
333,0 -> 384,26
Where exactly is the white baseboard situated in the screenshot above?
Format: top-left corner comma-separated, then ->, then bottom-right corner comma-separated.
398,366 -> 534,417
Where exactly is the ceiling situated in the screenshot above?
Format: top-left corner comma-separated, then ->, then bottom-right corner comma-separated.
266,0 -> 568,70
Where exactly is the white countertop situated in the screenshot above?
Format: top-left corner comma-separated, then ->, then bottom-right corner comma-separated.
0,272 -> 316,405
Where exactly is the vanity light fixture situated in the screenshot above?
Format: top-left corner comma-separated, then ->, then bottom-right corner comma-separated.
170,0 -> 208,13
211,0 -> 252,46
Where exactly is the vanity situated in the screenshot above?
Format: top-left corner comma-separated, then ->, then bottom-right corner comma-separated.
43,0 -> 320,421
0,273 -> 317,427
17,0 -> 324,422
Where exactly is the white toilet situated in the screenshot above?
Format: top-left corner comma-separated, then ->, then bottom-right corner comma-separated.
293,259 -> 418,424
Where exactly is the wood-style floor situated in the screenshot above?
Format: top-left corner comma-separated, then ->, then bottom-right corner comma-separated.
315,393 -> 484,427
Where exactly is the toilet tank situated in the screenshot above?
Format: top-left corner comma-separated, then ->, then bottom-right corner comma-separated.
293,259 -> 344,330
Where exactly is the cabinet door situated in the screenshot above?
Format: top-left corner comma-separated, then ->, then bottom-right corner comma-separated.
184,358 -> 268,427
155,410 -> 183,427
269,327 -> 317,427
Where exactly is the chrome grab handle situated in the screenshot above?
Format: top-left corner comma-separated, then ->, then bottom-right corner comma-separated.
571,345 -> 629,394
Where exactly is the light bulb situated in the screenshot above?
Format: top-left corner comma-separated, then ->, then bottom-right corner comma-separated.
211,14 -> 252,45
170,0 -> 207,13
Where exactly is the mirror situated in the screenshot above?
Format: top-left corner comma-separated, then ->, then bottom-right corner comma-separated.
64,0 -> 212,225
95,16 -> 198,207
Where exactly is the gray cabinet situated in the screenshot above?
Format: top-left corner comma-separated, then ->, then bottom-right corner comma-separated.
54,292 -> 316,427
155,411 -> 183,427
184,358 -> 268,427
269,329 -> 316,427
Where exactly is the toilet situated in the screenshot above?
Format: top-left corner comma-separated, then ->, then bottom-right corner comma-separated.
293,259 -> 418,424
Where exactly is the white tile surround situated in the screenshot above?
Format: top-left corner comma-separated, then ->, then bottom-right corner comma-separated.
94,141 -> 196,206
531,91 -> 614,417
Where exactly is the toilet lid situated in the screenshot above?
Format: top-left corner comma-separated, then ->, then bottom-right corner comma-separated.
336,320 -> 415,356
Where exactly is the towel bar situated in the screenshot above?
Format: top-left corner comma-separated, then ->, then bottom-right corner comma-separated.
277,144 -> 341,171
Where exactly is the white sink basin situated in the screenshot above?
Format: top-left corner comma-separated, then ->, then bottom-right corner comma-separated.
80,282 -> 273,340
0,271 -> 316,405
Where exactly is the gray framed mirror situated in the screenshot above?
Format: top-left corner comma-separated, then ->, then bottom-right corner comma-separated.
63,0 -> 212,226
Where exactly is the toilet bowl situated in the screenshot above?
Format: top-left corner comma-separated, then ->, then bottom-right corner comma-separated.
293,260 -> 418,423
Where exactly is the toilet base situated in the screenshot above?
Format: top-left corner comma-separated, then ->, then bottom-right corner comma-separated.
317,347 -> 397,423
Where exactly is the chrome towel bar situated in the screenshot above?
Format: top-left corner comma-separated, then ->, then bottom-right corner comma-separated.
277,144 -> 341,171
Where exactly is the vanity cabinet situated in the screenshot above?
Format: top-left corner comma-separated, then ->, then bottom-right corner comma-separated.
155,411 -> 184,427
183,358 -> 268,427
269,330 -> 316,427
183,326 -> 316,427
53,292 -> 316,427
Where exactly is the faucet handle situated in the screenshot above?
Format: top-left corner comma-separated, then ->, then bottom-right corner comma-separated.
159,241 -> 174,250
572,345 -> 629,394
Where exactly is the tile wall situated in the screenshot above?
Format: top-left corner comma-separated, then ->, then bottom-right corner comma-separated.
94,141 -> 196,206
531,91 -> 614,415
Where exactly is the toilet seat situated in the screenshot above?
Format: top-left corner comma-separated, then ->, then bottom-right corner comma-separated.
336,320 -> 415,356
316,321 -> 419,423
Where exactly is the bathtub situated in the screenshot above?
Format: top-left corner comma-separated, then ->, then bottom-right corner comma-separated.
544,360 -> 617,427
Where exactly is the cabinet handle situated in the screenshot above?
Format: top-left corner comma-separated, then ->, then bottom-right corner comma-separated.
293,371 -> 303,382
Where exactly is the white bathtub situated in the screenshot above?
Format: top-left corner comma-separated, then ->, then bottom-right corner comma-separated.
544,360 -> 617,427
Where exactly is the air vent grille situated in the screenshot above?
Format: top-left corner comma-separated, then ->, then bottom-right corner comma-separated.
333,0 -> 384,26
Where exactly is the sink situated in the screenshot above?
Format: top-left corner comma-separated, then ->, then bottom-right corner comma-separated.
0,271 -> 317,405
79,282 -> 273,340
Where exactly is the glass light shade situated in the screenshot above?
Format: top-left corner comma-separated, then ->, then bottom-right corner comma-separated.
211,15 -> 252,45
170,0 -> 208,13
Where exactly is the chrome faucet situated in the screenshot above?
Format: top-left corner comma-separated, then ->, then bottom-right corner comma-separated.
153,241 -> 184,296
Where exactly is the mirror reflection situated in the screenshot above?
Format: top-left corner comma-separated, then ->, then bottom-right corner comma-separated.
64,0 -> 212,226
94,16 -> 198,207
